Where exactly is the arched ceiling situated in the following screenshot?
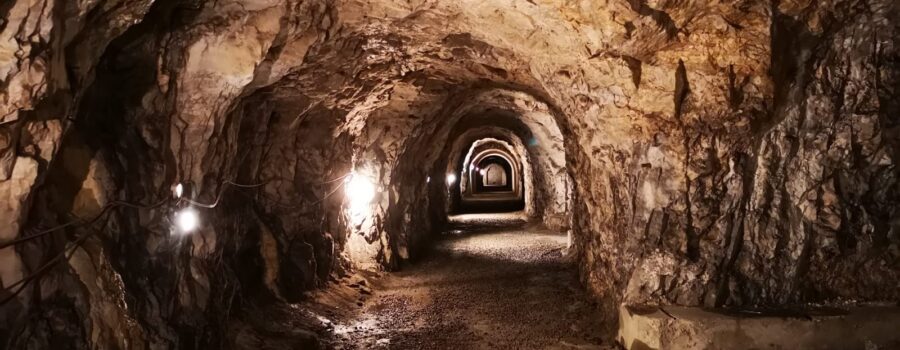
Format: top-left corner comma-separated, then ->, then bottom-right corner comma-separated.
463,141 -> 520,196
0,0 -> 896,347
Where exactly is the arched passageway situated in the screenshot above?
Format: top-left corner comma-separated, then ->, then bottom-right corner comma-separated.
1,0 -> 897,349
429,103 -> 571,233
457,139 -> 525,213
480,162 -> 508,188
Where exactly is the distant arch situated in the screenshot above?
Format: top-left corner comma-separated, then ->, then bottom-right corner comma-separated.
482,163 -> 507,187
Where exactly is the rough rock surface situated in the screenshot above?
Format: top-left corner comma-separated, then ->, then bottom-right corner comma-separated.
327,226 -> 607,349
0,0 -> 897,347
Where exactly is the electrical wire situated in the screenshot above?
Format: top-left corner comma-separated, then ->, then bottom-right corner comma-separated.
0,226 -> 97,306
226,176 -> 348,210
178,180 -> 266,208
0,222 -> 79,251
279,179 -> 346,207
223,180 -> 267,188
0,201 -> 121,306
0,179 -> 264,250
0,179 -> 257,305
0,177 -> 334,306
316,173 -> 353,185
313,181 -> 346,205
0,198 -> 170,251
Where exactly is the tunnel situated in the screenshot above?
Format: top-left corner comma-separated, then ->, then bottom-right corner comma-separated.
1,0 -> 899,349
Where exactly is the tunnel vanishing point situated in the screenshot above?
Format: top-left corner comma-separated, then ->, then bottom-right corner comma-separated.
0,0 -> 899,349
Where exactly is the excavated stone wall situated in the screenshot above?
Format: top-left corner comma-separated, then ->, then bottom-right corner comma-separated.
0,0 -> 897,347
569,1 -> 900,333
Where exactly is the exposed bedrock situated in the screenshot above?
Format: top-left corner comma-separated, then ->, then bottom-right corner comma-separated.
0,0 -> 897,347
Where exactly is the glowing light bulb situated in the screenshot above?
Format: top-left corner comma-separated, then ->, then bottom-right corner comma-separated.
346,172 -> 375,222
480,169 -> 486,176
426,176 -> 431,183
175,208 -> 199,234
446,173 -> 457,185
174,183 -> 184,198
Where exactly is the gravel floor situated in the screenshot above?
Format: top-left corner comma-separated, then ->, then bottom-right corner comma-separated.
327,226 -> 609,349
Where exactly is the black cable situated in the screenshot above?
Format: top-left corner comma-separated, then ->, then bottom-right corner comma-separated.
242,179 -> 345,209
179,180 -> 266,208
0,222 -> 79,251
0,179 -> 264,250
0,204 -> 118,306
223,180 -> 266,188
0,197 -> 168,306
317,173 -> 352,185
0,198 -> 169,251
0,178 -> 312,306
197,177 -> 346,210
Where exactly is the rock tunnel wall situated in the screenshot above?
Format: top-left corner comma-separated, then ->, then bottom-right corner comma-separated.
0,0 -> 897,346
568,1 -> 900,332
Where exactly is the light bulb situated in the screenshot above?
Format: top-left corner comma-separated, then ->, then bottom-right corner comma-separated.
446,173 -> 457,185
426,176 -> 431,183
346,173 -> 375,203
346,172 -> 376,222
174,183 -> 184,198
175,208 -> 199,234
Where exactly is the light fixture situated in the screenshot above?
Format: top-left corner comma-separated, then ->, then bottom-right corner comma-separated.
446,173 -> 457,185
426,176 -> 431,183
346,172 -> 375,221
175,208 -> 199,234
469,164 -> 475,171
480,169 -> 486,176
174,183 -> 184,198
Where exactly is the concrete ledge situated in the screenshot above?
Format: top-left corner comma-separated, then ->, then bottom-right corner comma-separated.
619,304 -> 900,350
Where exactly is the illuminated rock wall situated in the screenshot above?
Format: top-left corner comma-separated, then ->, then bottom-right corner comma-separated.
0,0 -> 896,346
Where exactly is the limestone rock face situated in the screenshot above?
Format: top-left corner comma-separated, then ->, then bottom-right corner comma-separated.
0,0 -> 897,347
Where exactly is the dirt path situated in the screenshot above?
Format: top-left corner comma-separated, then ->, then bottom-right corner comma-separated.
327,227 -> 609,349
